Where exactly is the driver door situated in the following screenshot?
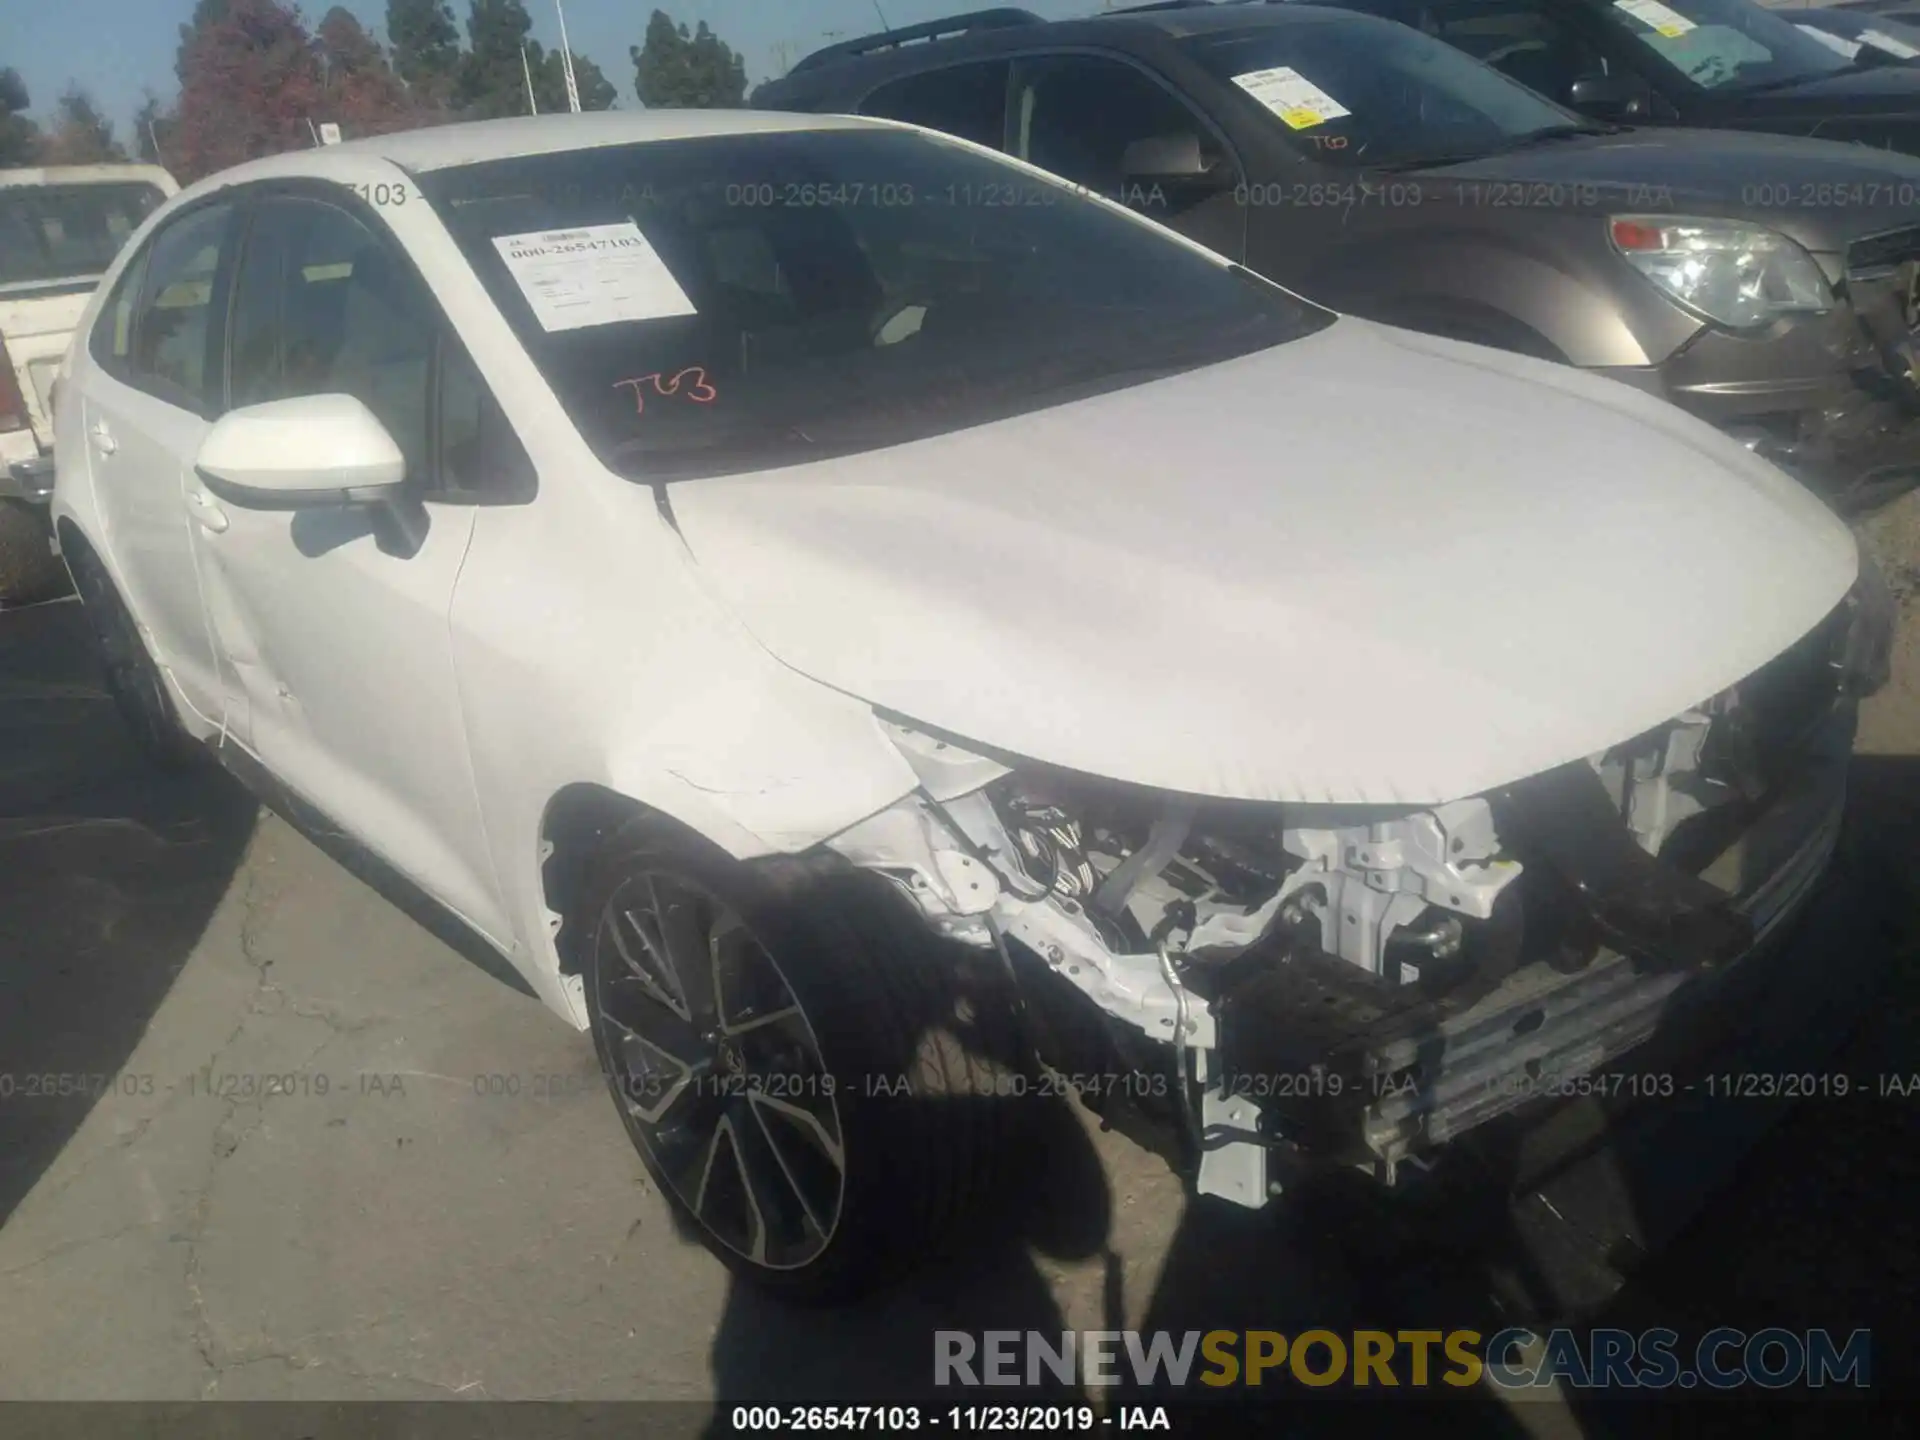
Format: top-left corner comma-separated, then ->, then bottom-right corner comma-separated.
1006,54 -> 1249,262
188,189 -> 512,944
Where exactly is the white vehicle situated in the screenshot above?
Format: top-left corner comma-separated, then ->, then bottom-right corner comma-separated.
1,163 -> 177,603
50,112 -> 1892,1299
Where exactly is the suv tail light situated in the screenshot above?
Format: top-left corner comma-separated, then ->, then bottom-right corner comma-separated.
0,335 -> 27,434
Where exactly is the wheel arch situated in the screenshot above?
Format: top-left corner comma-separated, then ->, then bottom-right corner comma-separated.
54,514 -> 99,572
539,783 -> 655,977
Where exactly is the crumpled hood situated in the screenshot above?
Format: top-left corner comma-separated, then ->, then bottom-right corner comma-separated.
667,318 -> 1859,807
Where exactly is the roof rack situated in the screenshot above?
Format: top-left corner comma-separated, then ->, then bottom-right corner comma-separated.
1098,1 -> 1218,13
790,8 -> 1047,74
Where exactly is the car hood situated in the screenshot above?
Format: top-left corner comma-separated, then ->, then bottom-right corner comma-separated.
1426,127 -> 1920,247
1723,59 -> 1920,111
667,318 -> 1858,808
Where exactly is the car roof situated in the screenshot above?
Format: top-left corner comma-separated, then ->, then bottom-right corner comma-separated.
183,110 -> 879,191
1093,3 -> 1371,36
759,3 -> 1375,101
0,163 -> 178,191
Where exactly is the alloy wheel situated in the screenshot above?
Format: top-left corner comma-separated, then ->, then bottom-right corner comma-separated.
592,870 -> 847,1270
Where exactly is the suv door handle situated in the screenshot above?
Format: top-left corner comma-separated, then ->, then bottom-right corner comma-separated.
88,421 -> 117,456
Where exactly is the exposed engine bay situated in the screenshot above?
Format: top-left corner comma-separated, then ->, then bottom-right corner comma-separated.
824,575 -> 1891,1209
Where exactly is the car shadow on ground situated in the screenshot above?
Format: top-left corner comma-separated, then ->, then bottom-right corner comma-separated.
0,598 -> 257,1227
698,753 -> 1920,1434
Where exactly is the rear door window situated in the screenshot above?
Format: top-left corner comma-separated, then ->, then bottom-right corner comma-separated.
226,195 -> 435,479
0,181 -> 167,289
124,202 -> 236,412
859,61 -> 1014,148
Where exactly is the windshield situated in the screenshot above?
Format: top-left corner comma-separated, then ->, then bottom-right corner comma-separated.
1188,17 -> 1589,170
421,129 -> 1330,482
1586,0 -> 1853,91
0,181 -> 166,290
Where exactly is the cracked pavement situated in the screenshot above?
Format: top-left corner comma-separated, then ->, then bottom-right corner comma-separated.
0,600 -> 1201,1408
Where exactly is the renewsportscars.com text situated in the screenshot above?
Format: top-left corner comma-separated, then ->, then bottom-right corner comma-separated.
934,1327 -> 1871,1391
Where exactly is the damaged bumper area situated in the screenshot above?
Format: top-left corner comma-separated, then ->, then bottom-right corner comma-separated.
1603,253 -> 1920,514
823,576 -> 1890,1210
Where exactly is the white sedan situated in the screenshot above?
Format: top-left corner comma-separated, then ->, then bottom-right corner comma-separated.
50,109 -> 1891,1300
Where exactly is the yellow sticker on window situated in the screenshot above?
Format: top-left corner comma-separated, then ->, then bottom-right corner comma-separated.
1613,0 -> 1697,40
1231,66 -> 1351,132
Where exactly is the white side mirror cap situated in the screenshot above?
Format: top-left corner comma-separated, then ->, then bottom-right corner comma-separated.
195,393 -> 407,503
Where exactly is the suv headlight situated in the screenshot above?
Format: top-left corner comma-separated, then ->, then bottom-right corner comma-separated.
1609,216 -> 1833,330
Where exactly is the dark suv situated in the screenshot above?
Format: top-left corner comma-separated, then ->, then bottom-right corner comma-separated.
756,3 -> 1920,508
1306,0 -> 1920,148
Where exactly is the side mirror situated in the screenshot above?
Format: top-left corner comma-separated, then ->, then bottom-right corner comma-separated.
1566,73 -> 1648,120
195,394 -> 428,555
1120,131 -> 1215,180
195,393 -> 408,508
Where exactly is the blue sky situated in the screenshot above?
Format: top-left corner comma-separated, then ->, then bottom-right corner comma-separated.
10,0 -> 1100,141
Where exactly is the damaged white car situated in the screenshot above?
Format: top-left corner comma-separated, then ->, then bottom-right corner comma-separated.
51,111 -> 1894,1299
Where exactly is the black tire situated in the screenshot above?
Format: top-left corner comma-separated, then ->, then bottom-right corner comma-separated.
577,812 -> 1032,1302
0,499 -> 69,606
65,543 -> 203,770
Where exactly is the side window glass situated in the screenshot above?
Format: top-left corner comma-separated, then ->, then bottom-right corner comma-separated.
227,197 -> 433,481
437,337 -> 535,502
128,203 -> 233,408
91,247 -> 150,367
860,62 -> 1013,148
1013,57 -> 1239,219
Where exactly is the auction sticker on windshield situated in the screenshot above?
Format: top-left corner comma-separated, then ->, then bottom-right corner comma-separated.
1231,66 -> 1351,130
493,222 -> 697,333
1613,0 -> 1696,38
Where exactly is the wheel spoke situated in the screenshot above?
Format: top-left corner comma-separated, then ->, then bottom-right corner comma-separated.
736,1095 -> 828,1246
748,1088 -> 846,1173
598,950 -> 705,1071
599,1010 -> 699,1125
688,1113 -> 735,1228
604,898 -> 689,1022
722,1002 -> 802,1038
653,877 -> 720,1025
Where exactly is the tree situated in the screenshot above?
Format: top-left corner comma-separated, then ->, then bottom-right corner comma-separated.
453,0 -> 538,118
316,6 -> 417,135
176,0 -> 236,81
532,43 -> 615,113
0,69 -> 41,166
38,85 -> 130,165
387,0 -> 461,108
132,92 -> 177,167
631,9 -> 747,109
171,0 -> 327,181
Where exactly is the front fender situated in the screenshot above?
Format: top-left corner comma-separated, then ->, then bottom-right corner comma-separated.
1301,226 -> 1688,369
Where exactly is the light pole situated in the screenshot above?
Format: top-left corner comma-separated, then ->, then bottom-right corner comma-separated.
554,0 -> 582,112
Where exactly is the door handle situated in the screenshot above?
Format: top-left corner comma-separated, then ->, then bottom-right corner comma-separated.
188,488 -> 228,534
88,421 -> 117,456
